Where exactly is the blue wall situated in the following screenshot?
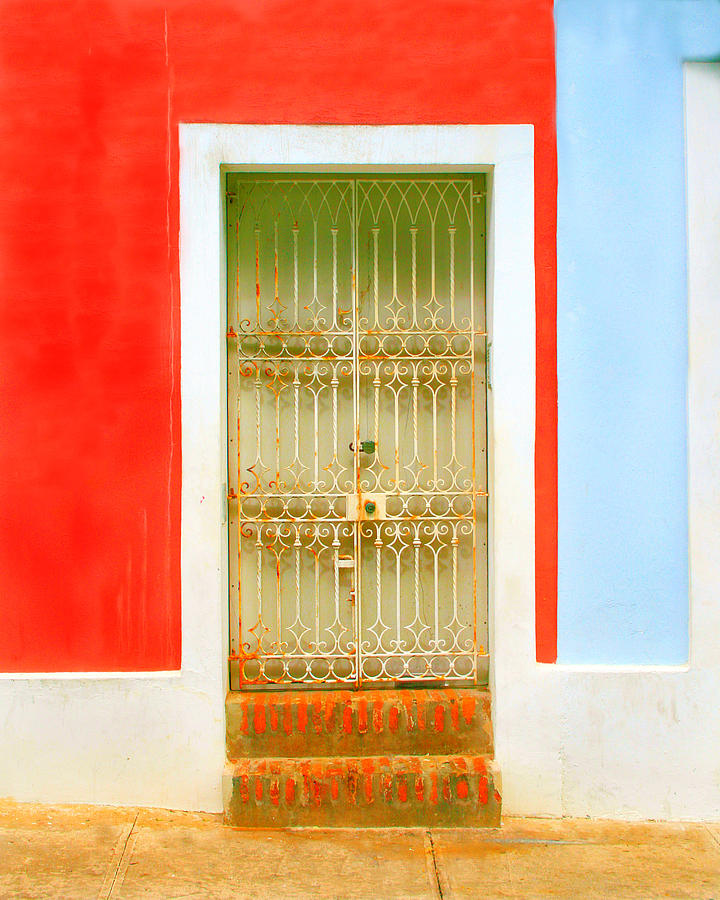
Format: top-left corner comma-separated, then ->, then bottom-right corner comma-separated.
555,0 -> 720,663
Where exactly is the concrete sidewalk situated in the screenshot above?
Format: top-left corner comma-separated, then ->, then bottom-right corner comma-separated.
1,802 -> 719,899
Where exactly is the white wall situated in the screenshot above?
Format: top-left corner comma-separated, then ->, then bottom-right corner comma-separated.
494,62 -> 720,820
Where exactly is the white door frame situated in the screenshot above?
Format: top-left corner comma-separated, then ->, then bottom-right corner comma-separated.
179,123 -> 536,804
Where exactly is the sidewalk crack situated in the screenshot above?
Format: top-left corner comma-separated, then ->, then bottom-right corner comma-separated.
97,811 -> 139,900
424,829 -> 444,900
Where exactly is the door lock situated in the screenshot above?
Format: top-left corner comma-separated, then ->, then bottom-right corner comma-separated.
346,493 -> 386,521
349,440 -> 375,454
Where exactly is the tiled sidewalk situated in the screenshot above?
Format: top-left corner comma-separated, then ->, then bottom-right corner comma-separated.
1,802 -> 719,899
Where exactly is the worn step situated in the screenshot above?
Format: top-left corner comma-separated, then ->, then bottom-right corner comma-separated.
226,688 -> 493,759
223,755 -> 501,828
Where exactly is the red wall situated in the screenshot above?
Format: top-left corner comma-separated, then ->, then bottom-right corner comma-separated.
0,0 -> 557,671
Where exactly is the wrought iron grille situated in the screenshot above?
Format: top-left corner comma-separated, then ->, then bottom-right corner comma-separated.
226,175 -> 487,688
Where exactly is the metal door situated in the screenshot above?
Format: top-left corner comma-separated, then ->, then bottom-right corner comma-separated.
226,175 -> 487,689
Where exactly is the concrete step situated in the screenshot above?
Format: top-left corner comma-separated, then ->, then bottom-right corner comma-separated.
223,755 -> 501,828
226,688 -> 493,759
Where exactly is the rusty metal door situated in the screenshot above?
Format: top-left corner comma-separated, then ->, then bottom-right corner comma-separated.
226,175 -> 487,689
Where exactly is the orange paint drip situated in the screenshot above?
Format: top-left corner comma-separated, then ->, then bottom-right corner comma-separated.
283,701 -> 293,735
457,778 -> 469,800
398,778 -> 408,803
324,697 -> 336,732
450,699 -> 459,731
415,776 -> 424,802
269,703 -> 279,733
372,699 -> 383,733
381,774 -> 393,803
311,779 -> 321,806
462,696 -> 476,725
254,702 -> 266,735
240,774 -> 249,804
240,701 -> 249,735
364,774 -> 374,804
430,773 -> 438,806
434,705 -> 445,733
442,776 -> 451,802
269,778 -> 280,807
313,697 -> 323,734
416,697 -> 425,731
331,777 -> 339,801
255,777 -> 263,801
285,778 -> 295,805
342,702 -> 353,734
388,705 -> 400,732
357,698 -> 368,734
478,775 -> 489,805
297,701 -> 308,734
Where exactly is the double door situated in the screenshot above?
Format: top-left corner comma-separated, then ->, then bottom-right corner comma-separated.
226,175 -> 487,688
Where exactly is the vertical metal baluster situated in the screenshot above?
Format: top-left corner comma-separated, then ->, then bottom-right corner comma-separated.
255,526 -> 263,656
255,226 -> 261,327
314,547 -> 320,652
372,225 -> 380,330
393,374 -> 401,490
312,216 -> 318,314
373,363 -> 381,451
254,365 -> 262,490
292,224 -> 299,328
395,532 -> 402,651
430,215 -> 436,320
413,525 -> 421,644
448,224 -> 456,329
392,214 -> 398,318
432,377 -> 438,488
410,225 -> 418,328
293,369 -> 300,490
294,528 -> 301,656
452,524 -> 459,635
273,219 -> 279,323
331,225 -> 338,328
313,386 -> 319,489
450,364 -> 458,475
412,364 -> 419,465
